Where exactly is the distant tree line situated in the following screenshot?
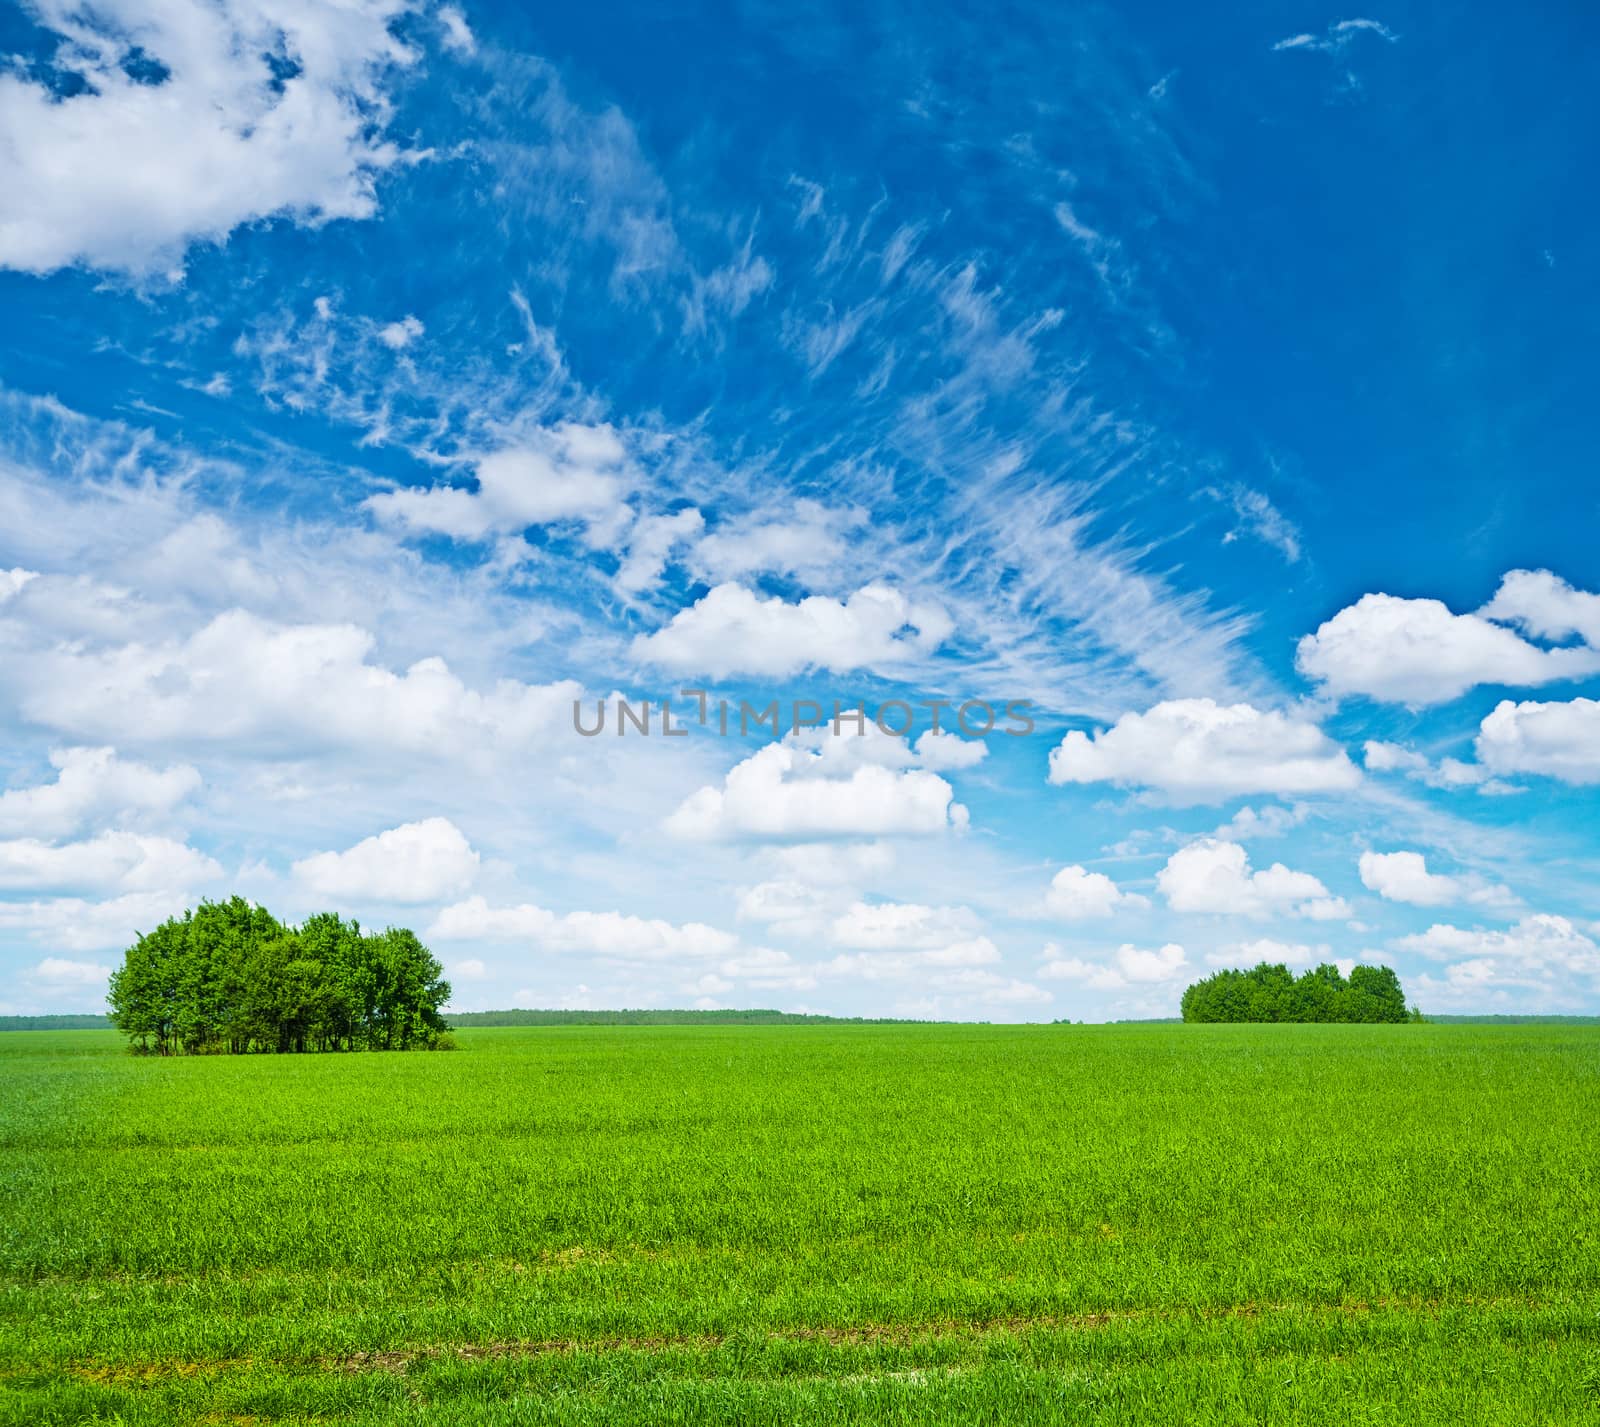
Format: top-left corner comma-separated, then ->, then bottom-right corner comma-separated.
108,897 -> 451,1054
446,1008 -> 931,1027
0,1014 -> 113,1031
1181,962 -> 1419,1024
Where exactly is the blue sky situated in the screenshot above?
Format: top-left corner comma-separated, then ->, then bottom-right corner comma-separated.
3,0 -> 1599,1019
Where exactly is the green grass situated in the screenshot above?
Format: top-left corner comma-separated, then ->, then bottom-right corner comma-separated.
2,1023 -> 1598,1423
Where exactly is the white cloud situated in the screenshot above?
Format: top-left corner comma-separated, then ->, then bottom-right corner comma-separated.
31,955 -> 114,989
0,0 -> 417,278
437,5 -> 476,55
1398,915 -> 1600,1002
1043,864 -> 1149,919
1157,839 -> 1349,920
911,730 -> 988,771
766,840 -> 896,886
1362,740 -> 1520,797
1205,938 -> 1324,969
715,947 -> 817,991
376,315 -> 424,350
918,968 -> 1051,1006
1202,483 -> 1302,564
292,818 -> 479,904
2,568 -> 37,600
665,731 -> 968,841
430,895 -> 738,961
0,747 -> 200,838
0,890 -> 200,952
366,423 -> 635,544
1356,850 -> 1512,910
19,609 -> 578,758
1481,568 -> 1600,648
1212,803 -> 1307,841
1362,741 -> 1428,776
822,940 -> 1001,978
447,957 -> 488,980
688,501 -> 865,584
1048,698 -> 1360,805
1476,697 -> 1600,784
634,582 -> 951,678
1040,942 -> 1188,989
1272,17 -> 1398,53
829,899 -> 980,951
811,898 -> 1002,979
1297,582 -> 1600,705
0,830 -> 220,894
614,508 -> 704,594
1397,913 -> 1598,965
737,879 -> 834,927
1358,850 -> 1461,906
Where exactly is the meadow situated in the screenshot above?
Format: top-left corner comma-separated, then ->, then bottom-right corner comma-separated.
2,1023 -> 1598,1424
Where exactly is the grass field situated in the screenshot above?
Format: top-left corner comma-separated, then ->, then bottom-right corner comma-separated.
3,1023 -> 1598,1424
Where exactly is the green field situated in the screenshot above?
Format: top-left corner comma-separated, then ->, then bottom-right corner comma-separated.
3,1024 -> 1598,1424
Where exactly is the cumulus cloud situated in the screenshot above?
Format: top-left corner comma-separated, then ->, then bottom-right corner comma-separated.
430,895 -> 738,961
2,568 -> 37,600
1399,915 -> 1600,1003
1158,839 -> 1349,920
1476,697 -> 1600,784
1358,850 -> 1461,907
376,315 -> 424,350
715,946 -> 817,991
31,955 -> 114,989
0,890 -> 201,952
1040,942 -> 1188,989
822,942 -> 1001,978
1397,913 -> 1597,964
292,818 -> 479,904
766,839 -> 897,886
737,879 -> 835,927
634,582 -> 951,678
1048,699 -> 1359,805
0,0 -> 417,278
1358,850 -> 1512,909
912,968 -> 1051,1007
1481,568 -> 1600,648
912,730 -> 989,771
687,501 -> 866,584
1362,740 -> 1520,796
1204,938 -> 1325,969
1212,803 -> 1307,841
366,423 -> 636,545
19,609 -> 578,758
0,830 -> 220,895
665,727 -> 968,841
1043,864 -> 1149,919
0,747 -> 200,838
1297,574 -> 1600,705
830,899 -> 980,951
814,899 -> 1001,979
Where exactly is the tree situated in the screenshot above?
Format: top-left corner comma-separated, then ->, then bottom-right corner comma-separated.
106,899 -> 453,1054
1180,961 -> 1417,1024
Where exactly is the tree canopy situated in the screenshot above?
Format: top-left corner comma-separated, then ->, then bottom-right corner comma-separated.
1180,961 -> 1418,1024
107,897 -> 451,1054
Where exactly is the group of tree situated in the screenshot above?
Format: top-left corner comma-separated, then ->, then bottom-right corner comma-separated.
107,897 -> 452,1054
1181,961 -> 1420,1024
